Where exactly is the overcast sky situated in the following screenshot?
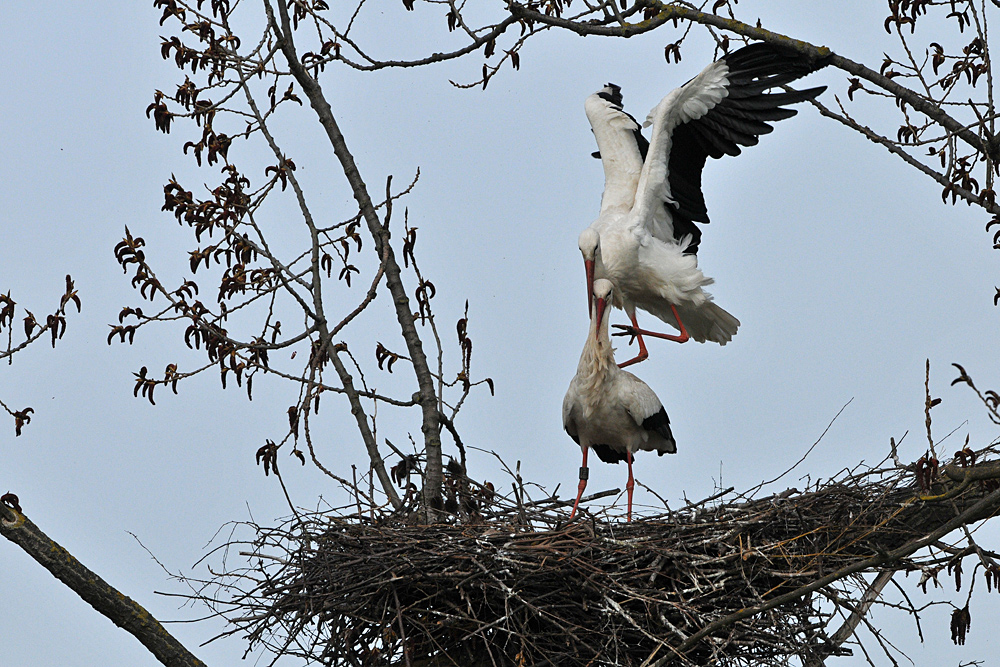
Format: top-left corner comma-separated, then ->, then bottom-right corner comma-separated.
2,0 -> 999,665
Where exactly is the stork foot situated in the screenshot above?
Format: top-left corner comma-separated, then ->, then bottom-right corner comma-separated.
611,324 -> 640,344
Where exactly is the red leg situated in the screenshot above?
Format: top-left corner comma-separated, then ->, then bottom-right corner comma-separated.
633,303 -> 690,343
616,311 -> 650,368
569,447 -> 589,520
638,304 -> 690,343
626,450 -> 635,523
613,305 -> 690,367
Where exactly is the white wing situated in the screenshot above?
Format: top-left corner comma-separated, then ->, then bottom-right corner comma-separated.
619,373 -> 665,425
620,373 -> 677,454
632,59 -> 730,242
585,84 -> 645,215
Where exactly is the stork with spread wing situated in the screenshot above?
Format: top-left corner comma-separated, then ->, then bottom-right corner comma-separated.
580,43 -> 829,366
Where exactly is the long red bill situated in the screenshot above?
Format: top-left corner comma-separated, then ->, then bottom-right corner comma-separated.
594,297 -> 607,340
584,259 -> 595,315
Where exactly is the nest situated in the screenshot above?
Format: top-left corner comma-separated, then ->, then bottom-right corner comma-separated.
198,454 -> 1000,667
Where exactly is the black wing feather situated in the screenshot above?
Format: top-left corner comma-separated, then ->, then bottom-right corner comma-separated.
712,103 -> 798,123
641,407 -> 677,455
706,111 -> 776,138
722,86 -> 827,111
667,129 -> 711,232
588,407 -> 677,464
592,444 -> 627,464
694,114 -> 761,151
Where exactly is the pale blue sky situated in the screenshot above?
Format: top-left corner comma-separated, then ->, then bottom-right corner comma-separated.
1,1 -> 998,664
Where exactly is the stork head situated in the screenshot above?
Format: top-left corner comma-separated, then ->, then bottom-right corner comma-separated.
578,228 -> 600,313
591,278 -> 615,340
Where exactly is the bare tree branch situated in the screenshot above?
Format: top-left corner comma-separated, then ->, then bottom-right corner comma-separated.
0,505 -> 206,667
265,0 -> 443,518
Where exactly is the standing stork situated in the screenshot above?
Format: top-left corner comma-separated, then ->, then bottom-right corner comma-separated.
563,278 -> 676,522
581,42 -> 829,366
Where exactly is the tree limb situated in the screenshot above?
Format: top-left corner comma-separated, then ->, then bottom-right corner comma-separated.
265,0 -> 443,518
329,347 -> 403,510
805,569 -> 896,666
0,505 -> 206,667
509,0 -> 990,157
651,481 -> 1000,666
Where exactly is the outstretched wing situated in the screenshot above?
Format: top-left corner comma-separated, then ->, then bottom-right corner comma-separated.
633,43 -> 829,253
585,84 -> 649,215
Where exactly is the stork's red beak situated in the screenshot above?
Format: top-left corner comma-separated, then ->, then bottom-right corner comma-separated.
594,297 -> 607,340
584,258 -> 595,314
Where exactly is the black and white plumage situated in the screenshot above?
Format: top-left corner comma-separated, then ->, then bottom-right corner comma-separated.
580,42 -> 829,366
563,278 -> 676,521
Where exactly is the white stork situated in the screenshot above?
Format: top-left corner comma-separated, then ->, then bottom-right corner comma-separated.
581,42 -> 828,366
563,278 -> 676,522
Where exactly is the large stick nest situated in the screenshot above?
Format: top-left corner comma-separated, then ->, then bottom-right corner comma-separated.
195,449 -> 1000,667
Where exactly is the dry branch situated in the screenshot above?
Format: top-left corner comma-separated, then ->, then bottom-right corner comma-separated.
266,0 -> 444,518
0,503 -> 206,667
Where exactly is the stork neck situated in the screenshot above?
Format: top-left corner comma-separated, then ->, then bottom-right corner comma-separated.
577,303 -> 615,381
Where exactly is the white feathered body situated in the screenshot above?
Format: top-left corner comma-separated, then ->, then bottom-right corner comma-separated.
588,209 -> 718,332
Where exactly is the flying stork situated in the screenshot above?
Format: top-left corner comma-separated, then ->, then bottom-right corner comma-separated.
563,278 -> 676,522
580,42 -> 829,366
